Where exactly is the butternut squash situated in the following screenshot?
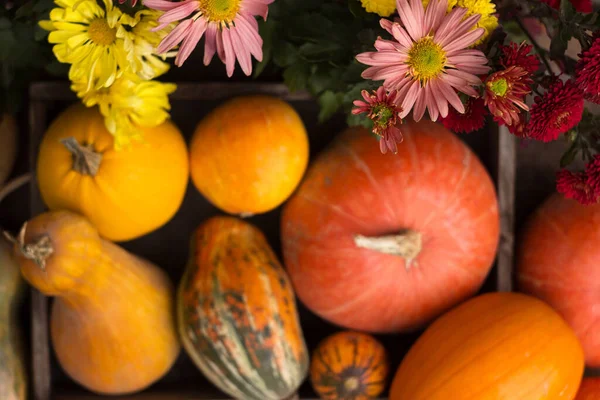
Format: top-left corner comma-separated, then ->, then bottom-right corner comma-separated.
9,210 -> 180,395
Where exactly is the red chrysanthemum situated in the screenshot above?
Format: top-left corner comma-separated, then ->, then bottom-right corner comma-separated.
576,34 -> 600,104
495,112 -> 529,138
556,170 -> 598,205
541,0 -> 592,12
353,86 -> 404,154
499,42 -> 540,74
484,66 -> 532,126
440,98 -> 488,134
585,155 -> 600,193
528,79 -> 584,142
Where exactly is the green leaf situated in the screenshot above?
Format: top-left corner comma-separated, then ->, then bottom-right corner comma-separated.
273,41 -> 298,67
550,27 -> 572,59
307,65 -> 334,95
559,0 -> 576,22
283,63 -> 309,92
15,2 -> 35,19
0,18 -> 11,30
348,0 -> 370,18
298,42 -> 343,62
318,90 -> 344,122
0,30 -> 17,61
560,139 -> 580,168
347,111 -> 373,129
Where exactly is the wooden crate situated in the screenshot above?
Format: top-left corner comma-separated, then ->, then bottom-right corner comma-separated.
27,81 -> 517,400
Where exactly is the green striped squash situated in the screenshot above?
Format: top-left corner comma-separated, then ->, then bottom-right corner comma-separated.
178,216 -> 309,400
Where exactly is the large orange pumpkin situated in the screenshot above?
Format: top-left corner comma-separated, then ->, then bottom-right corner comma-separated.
281,123 -> 499,333
518,193 -> 600,367
390,292 -> 585,400
576,378 -> 600,400
189,95 -> 309,216
37,103 -> 189,242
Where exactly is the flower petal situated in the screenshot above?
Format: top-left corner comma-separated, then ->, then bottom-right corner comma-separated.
443,28 -> 485,53
391,23 -> 414,49
229,26 -> 252,76
236,14 -> 263,61
157,18 -> 193,54
203,22 -> 218,65
396,0 -> 420,41
144,0 -> 184,11
220,28 -> 236,77
175,18 -> 206,66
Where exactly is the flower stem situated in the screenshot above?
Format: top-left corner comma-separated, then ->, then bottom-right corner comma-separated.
515,16 -> 554,75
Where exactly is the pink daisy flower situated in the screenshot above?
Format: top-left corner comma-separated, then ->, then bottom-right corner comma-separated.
355,0 -> 490,122
144,0 -> 273,76
353,86 -> 404,154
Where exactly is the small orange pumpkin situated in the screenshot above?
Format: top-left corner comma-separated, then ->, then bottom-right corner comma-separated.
36,103 -> 189,242
310,331 -> 388,400
390,292 -> 584,400
189,96 -> 309,216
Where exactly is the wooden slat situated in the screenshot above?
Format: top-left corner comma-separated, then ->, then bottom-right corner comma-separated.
494,124 -> 517,292
29,82 -> 312,102
28,99 -> 52,400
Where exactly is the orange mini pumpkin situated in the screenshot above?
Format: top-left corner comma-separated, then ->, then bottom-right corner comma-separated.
390,292 -> 584,400
576,378 -> 600,400
310,331 -> 388,400
36,103 -> 189,242
189,96 -> 309,216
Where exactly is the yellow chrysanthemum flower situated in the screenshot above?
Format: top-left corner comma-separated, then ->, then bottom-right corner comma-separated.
72,74 -> 177,149
40,0 -> 130,91
360,0 -> 397,17
118,10 -> 175,81
422,0 -> 498,45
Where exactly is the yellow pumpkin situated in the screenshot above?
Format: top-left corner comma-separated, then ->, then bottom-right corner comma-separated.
10,210 -> 180,395
189,95 -> 309,216
36,103 -> 189,242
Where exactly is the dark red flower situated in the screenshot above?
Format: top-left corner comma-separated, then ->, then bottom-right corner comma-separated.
353,86 -> 404,154
440,98 -> 488,134
576,34 -> 600,104
495,112 -> 529,138
541,0 -> 592,12
484,66 -> 532,127
585,155 -> 600,193
528,79 -> 584,142
556,170 -> 598,205
499,42 -> 540,74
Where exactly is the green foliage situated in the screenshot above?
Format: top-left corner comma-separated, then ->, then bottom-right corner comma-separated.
0,0 -> 58,114
256,0 -> 385,127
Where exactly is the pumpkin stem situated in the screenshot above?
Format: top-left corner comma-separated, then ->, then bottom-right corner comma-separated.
61,137 -> 102,177
354,230 -> 422,269
4,223 -> 54,270
344,377 -> 361,392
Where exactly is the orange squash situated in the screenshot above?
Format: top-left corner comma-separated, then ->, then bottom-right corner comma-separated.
178,216 -> 309,400
576,378 -> 600,399
281,123 -> 499,333
189,96 -> 309,216
310,331 -> 388,400
10,210 -> 180,395
390,292 -> 584,400
517,194 -> 600,367
36,103 -> 189,242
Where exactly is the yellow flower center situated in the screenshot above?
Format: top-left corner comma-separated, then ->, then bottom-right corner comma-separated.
199,0 -> 241,23
407,37 -> 446,84
88,18 -> 116,46
488,78 -> 508,97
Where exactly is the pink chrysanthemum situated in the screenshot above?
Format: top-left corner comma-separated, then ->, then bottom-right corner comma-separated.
483,66 -> 531,126
145,0 -> 273,76
575,33 -> 600,104
528,79 -> 584,142
499,42 -> 540,74
353,86 -> 404,154
355,0 -> 490,122
440,97 -> 487,133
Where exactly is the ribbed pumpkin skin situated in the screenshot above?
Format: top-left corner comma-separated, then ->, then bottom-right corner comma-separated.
281,123 -> 499,333
518,194 -> 600,367
576,378 -> 600,399
0,238 -> 26,400
178,216 -> 309,400
37,103 -> 189,242
189,95 -> 309,216
310,331 -> 388,400
390,292 -> 584,400
13,211 -> 180,395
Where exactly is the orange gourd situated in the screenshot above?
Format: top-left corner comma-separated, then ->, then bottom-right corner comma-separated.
281,123 -> 499,333
36,103 -> 189,242
310,331 -> 388,400
390,292 -> 584,400
189,96 -> 309,216
10,210 -> 180,395
517,194 -> 600,367
576,378 -> 600,400
178,216 -> 309,400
